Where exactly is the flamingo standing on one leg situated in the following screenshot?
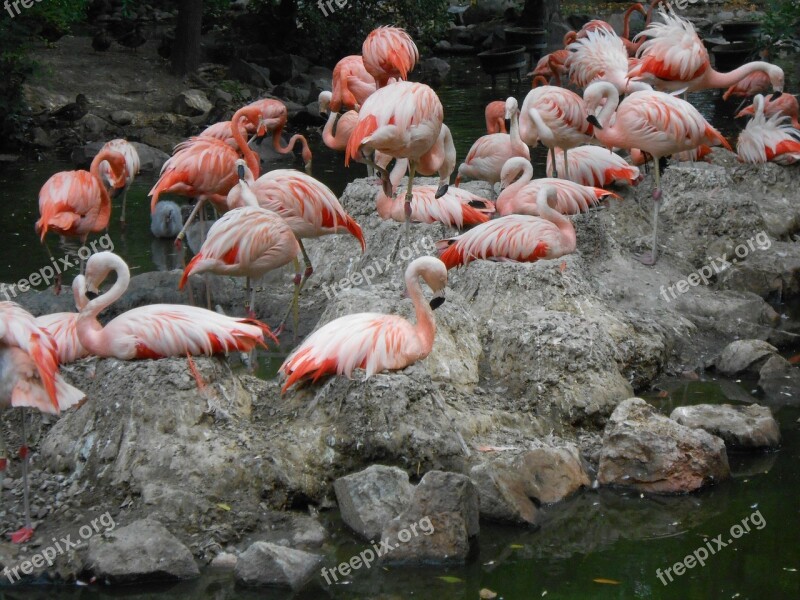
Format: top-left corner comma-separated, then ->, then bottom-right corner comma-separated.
497,157 -> 618,217
75,252 -> 277,360
436,185 -> 577,269
737,94 -> 800,165
408,123 -> 456,197
346,81 -> 444,223
98,139 -> 140,226
737,93 -> 800,128
519,85 -> 595,180
456,96 -> 530,186
1,302 -> 85,542
583,81 -> 731,264
180,160 -> 301,319
280,256 -> 447,392
547,146 -> 640,187
361,26 -> 419,89
629,7 -> 785,96
485,101 -> 507,134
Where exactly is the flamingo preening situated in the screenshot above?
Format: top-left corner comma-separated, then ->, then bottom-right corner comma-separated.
546,146 -> 641,187
485,101 -> 507,134
737,94 -> 800,165
34,280 -> 90,364
98,139 -> 140,226
280,256 -> 447,392
583,81 -> 731,264
736,93 -> 800,129
330,55 -> 377,114
361,26 -> 419,89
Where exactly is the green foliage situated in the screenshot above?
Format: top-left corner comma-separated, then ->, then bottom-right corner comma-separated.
761,0 -> 800,49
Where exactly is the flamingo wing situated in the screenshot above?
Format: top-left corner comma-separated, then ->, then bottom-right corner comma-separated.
632,8 -> 708,83
35,313 -> 88,364
36,171 -> 110,239
567,29 -> 629,90
392,185 -> 494,227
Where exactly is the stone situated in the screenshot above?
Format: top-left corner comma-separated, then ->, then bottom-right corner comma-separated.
380,511 -> 469,564
234,542 -> 322,589
272,82 -> 311,105
716,339 -> 778,375
210,552 -> 237,570
31,127 -> 54,148
110,110 -> 134,126
130,142 -> 170,172
598,398 -> 730,494
416,57 -> 451,87
228,59 -> 272,89
262,54 -> 311,84
334,465 -> 414,541
171,89 -> 212,116
670,404 -> 780,450
409,471 -> 479,537
79,113 -> 108,135
86,519 -> 199,583
758,355 -> 800,404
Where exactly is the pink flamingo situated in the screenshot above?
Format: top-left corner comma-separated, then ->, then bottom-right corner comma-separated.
199,119 -> 260,149
577,3 -> 647,55
361,26 -> 419,89
319,91 -> 358,152
1,302 -> 85,542
409,123 -> 456,197
346,81 -> 444,220
98,139 -> 140,225
529,31 -> 577,86
722,71 -> 772,101
547,146 -> 640,187
456,96 -> 530,186
737,94 -> 800,165
330,55 -> 377,113
583,81 -> 731,264
280,256 -> 447,393
248,98 -> 312,170
485,101 -> 507,134
630,7 -> 784,96
75,252 -> 277,360
567,28 -> 633,93
630,146 -> 713,165
377,159 -> 494,228
180,161 -> 300,318
497,157 -> 618,217
519,85 -> 594,180
437,185 -> 576,270
34,281 -> 90,364
737,93 -> 800,128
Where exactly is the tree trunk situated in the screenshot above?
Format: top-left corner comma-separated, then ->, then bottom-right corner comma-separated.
171,0 -> 203,76
519,0 -> 560,28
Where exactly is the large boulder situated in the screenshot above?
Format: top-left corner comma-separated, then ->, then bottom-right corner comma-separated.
234,541 -> 322,589
598,398 -> 730,493
171,89 -> 212,117
715,340 -> 779,376
670,404 -> 781,450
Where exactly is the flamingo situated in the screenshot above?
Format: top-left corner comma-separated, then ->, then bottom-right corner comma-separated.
330,55 -> 377,113
436,185 -> 576,270
319,91 -> 358,153
567,28 -> 632,94
180,160 -> 301,318
630,146 -> 713,165
497,157 -> 618,217
519,85 -> 595,180
34,280 -> 90,364
456,96 -> 530,186
377,158 -> 495,227
361,26 -> 419,89
199,119 -> 260,149
630,7 -> 784,96
346,81 -> 444,221
577,3 -> 647,56
279,256 -> 447,393
1,302 -> 85,542
737,93 -> 800,129
409,123 -> 456,197
98,139 -> 140,226
529,31 -> 577,86
547,146 -> 640,187
722,71 -> 772,102
485,101 -> 507,134
74,252 -> 277,360
150,200 -> 183,238
36,147 -> 127,277
583,81 -> 731,264
248,98 -> 312,170
737,94 -> 800,165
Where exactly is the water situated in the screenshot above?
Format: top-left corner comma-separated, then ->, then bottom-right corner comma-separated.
1,57 -> 795,599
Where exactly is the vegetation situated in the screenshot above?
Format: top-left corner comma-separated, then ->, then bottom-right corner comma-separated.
760,0 -> 800,50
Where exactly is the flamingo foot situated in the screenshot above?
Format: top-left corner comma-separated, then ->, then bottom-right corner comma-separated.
652,188 -> 663,201
9,527 -> 34,544
635,251 -> 657,266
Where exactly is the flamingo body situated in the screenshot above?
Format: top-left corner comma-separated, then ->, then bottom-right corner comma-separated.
546,146 -> 640,187
330,55 -> 376,112
737,94 -> 800,165
361,27 -> 419,88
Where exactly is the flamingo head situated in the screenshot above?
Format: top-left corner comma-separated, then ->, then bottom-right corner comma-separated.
72,275 -> 89,310
318,91 -> 332,116
499,157 -> 529,191
412,256 -> 448,310
563,31 -> 577,46
235,158 -> 247,180
504,97 -> 518,120
766,65 -> 784,99
83,252 -> 115,297
631,3 -> 646,17
104,151 -> 128,189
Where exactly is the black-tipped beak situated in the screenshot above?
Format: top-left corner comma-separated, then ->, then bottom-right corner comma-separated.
321,110 -> 329,118
771,90 -> 783,100
504,118 -> 511,130
430,296 -> 445,310
587,115 -> 602,129
435,183 -> 449,199
331,112 -> 342,137
85,290 -> 99,300
237,164 -> 245,179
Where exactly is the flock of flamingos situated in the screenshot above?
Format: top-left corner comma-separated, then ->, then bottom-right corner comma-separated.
2,1 -> 800,545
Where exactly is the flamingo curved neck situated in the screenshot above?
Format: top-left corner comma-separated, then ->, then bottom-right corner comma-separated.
590,83 -> 621,147
506,159 -> 534,199
703,62 -> 776,90
509,107 -> 527,155
538,193 -> 576,247
322,112 -> 339,148
527,107 -> 555,146
89,149 -> 115,181
622,5 -> 642,39
76,256 -> 130,354
405,267 -> 435,354
231,108 -> 260,177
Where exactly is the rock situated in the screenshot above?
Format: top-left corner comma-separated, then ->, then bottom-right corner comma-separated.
79,113 -> 109,135
409,471 -> 479,536
228,59 -> 272,88
210,87 -> 234,104
172,89 -> 212,117
234,542 -> 322,589
31,127 -> 54,148
598,398 -> 730,493
87,519 -> 199,583
381,512 -> 469,565
210,552 -> 238,570
262,54 -> 311,84
308,65 -> 333,81
758,354 -> 800,405
716,339 -> 778,376
272,82 -> 311,105
670,404 -> 780,450
334,465 -> 414,540
130,142 -> 170,172
470,445 -> 589,524
110,110 -> 134,126
415,57 -> 451,87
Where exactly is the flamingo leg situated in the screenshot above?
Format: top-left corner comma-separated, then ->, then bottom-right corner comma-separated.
636,157 -> 662,266
174,198 -> 205,249
563,148 -> 570,180
119,184 -> 130,227
404,161 -> 417,234
245,276 -> 256,319
276,256 -> 303,341
10,410 -> 34,543
42,239 -> 62,295
549,147 -> 557,178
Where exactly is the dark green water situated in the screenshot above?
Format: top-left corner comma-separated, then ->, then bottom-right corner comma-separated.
2,58 -> 793,599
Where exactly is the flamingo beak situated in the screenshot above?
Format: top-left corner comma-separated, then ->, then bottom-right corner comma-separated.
430,294 -> 445,310
771,90 -> 783,100
587,115 -> 602,129
85,289 -> 99,300
237,163 -> 245,180
435,183 -> 449,198
331,112 -> 342,136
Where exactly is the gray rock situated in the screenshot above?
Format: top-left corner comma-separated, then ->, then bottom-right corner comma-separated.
32,127 -> 54,148
87,519 -> 199,583
228,59 -> 272,89
758,354 -> 800,405
210,552 -> 237,570
406,471 -> 479,537
79,113 -> 108,135
334,465 -> 414,540
470,461 -> 539,525
380,511 -> 469,564
716,339 -> 778,375
234,542 -> 322,589
172,89 -> 212,116
670,404 -> 780,449
598,398 -> 730,493
308,65 -> 334,81
263,54 -> 311,84
272,82 -> 311,105
110,110 -> 134,126
131,142 -> 170,172
415,57 -> 451,87
210,87 -> 234,104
